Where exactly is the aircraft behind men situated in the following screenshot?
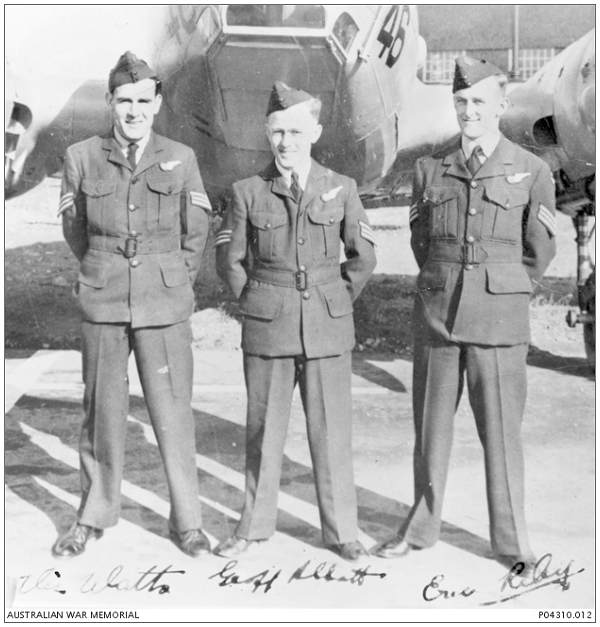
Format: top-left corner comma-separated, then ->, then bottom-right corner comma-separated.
5,6 -> 594,362
501,30 -> 596,367
5,4 -> 459,203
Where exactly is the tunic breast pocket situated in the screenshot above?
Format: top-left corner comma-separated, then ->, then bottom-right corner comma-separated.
81,178 -> 117,229
146,171 -> 184,230
307,202 -> 344,258
424,186 -> 459,239
482,184 -> 529,242
248,210 -> 288,261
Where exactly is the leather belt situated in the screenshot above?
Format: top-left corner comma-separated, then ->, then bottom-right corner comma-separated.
249,266 -> 341,290
88,234 -> 180,258
428,241 -> 522,265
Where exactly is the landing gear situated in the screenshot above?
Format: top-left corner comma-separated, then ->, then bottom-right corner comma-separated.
563,176 -> 595,372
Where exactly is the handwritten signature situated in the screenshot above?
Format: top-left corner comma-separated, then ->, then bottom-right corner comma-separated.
422,553 -> 584,605
209,560 -> 387,593
19,565 -> 185,596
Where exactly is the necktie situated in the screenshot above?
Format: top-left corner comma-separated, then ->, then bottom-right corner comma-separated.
127,142 -> 139,169
466,145 -> 485,176
290,171 -> 302,204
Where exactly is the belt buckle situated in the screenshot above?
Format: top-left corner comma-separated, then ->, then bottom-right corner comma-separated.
124,236 -> 138,258
295,270 -> 307,291
463,243 -> 476,265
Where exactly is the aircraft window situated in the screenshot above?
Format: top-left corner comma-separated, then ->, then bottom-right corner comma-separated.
332,13 -> 359,52
225,5 -> 325,28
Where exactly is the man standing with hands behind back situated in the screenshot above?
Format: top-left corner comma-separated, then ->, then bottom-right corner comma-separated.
374,57 -> 556,573
54,52 -> 212,558
216,82 -> 376,561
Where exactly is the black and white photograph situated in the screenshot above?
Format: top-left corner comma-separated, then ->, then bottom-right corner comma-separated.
4,4 -> 595,622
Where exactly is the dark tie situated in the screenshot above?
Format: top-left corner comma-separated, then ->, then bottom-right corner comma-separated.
127,142 -> 139,169
290,171 -> 302,204
466,145 -> 485,176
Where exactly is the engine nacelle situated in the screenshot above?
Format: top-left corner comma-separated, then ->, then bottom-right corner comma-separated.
501,29 -> 595,184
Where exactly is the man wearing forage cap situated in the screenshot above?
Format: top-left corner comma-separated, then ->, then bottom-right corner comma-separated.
373,57 -> 556,574
53,51 -> 213,558
215,81 -> 376,561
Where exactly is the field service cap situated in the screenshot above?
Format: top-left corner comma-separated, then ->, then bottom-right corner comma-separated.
453,56 -> 504,93
267,81 -> 314,116
109,51 -> 157,92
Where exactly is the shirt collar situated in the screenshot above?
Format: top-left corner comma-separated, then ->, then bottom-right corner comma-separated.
274,158 -> 311,191
461,132 -> 500,159
113,126 -> 152,161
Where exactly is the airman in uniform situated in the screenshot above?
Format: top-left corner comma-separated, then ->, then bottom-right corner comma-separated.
52,52 -> 213,558
374,57 -> 557,572
215,82 -> 377,561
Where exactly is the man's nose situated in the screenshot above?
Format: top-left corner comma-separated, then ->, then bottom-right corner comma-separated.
128,102 -> 140,117
464,100 -> 477,117
280,131 -> 293,147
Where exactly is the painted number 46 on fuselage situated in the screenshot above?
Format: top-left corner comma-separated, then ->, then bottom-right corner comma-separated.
377,5 -> 410,68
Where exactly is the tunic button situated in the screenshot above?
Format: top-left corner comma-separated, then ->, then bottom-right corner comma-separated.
129,230 -> 137,237
471,181 -> 478,188
302,291 -> 310,300
464,264 -> 473,271
299,265 -> 306,271
130,258 -> 139,268
466,235 -> 475,243
265,223 -> 271,229
468,208 -> 477,215
329,218 -> 334,224
131,177 -> 139,184
297,237 -> 305,245
128,203 -> 136,211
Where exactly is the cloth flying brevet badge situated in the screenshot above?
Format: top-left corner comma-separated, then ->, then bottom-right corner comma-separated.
214,228 -> 232,247
190,191 -> 212,211
159,160 -> 182,171
506,172 -> 531,184
321,186 -> 343,202
57,192 -> 75,217
537,203 -> 556,236
359,220 -> 376,245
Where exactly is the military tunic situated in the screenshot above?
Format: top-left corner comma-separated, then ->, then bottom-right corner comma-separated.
404,135 -> 556,556
217,159 -> 376,544
61,131 -> 211,532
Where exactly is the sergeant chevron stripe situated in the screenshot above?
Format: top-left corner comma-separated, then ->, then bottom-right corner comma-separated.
537,203 -> 556,236
214,228 -> 232,246
190,190 -> 211,210
358,220 -> 376,245
57,192 -> 75,216
409,203 -> 419,224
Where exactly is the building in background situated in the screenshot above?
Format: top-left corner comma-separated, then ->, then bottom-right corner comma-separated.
419,4 -> 594,83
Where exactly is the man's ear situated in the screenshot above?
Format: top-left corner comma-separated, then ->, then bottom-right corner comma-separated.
310,123 -> 323,144
152,93 -> 163,114
105,92 -> 113,106
498,96 -> 509,117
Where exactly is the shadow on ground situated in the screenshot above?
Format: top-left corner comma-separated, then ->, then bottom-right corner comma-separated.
7,394 -> 490,558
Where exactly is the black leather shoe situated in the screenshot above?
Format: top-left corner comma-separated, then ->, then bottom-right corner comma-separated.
51,522 -> 103,558
170,528 -> 211,557
371,536 -> 415,559
330,540 -> 369,562
214,536 -> 263,558
496,554 -> 537,578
